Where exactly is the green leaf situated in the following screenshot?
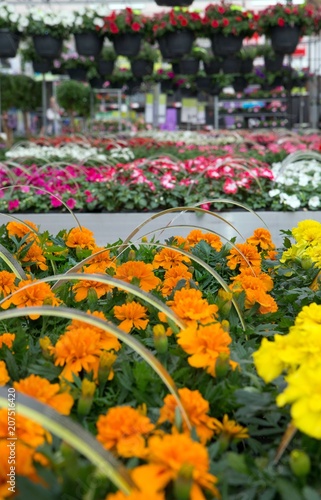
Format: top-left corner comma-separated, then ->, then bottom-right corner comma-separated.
275,478 -> 303,500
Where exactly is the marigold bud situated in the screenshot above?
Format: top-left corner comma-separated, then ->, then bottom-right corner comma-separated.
77,379 -> 96,417
128,249 -> 136,261
39,336 -> 53,360
153,324 -> 168,354
98,351 -> 117,385
301,257 -> 313,270
173,464 -> 193,500
289,449 -> 311,477
215,352 -> 230,378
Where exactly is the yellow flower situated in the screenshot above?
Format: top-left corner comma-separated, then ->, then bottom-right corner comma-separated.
0,333 -> 15,349
177,323 -> 237,377
212,414 -> 249,441
0,361 -> 9,386
167,288 -> 218,325
115,261 -> 161,292
65,226 -> 96,249
14,374 -> 74,415
153,247 -> 191,270
292,220 -> 321,245
132,433 -> 219,499
158,388 -> 216,444
96,406 -> 155,458
1,279 -> 61,320
0,271 -> 17,298
113,301 -> 148,333
280,242 -> 308,264
276,364 -> 321,439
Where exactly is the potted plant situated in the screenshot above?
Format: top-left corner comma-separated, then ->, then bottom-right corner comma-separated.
209,72 -> 233,95
130,42 -> 159,78
96,46 -> 117,77
239,45 -> 257,73
257,3 -> 317,54
26,9 -> 69,59
20,39 -> 52,74
0,4 -> 24,57
56,79 -> 90,130
174,75 -> 198,98
178,45 -> 207,75
203,53 -> 223,75
152,10 -> 202,60
106,67 -> 133,89
257,44 -> 284,72
153,69 -> 176,93
203,3 -> 256,57
60,52 -> 93,81
70,7 -> 106,57
102,8 -> 147,57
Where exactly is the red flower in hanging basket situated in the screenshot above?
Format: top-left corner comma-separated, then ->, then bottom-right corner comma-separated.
277,18 -> 285,27
257,3 -> 319,36
103,9 -> 147,37
203,3 -> 256,37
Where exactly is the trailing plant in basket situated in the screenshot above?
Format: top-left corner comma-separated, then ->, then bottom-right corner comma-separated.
25,9 -> 70,38
131,42 -> 159,62
68,5 -> 107,34
102,8 -> 148,38
60,52 -> 94,70
257,2 -> 318,36
151,9 -> 203,38
99,45 -> 117,61
203,3 -> 256,37
0,3 -> 25,33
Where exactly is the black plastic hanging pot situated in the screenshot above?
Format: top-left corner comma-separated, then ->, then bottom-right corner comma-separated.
74,31 -> 104,57
264,53 -> 284,72
32,59 -> 52,73
222,56 -> 242,74
270,24 -> 300,54
131,59 -> 154,78
67,67 -> 87,81
0,29 -> 20,58
209,83 -> 222,96
97,59 -> 115,76
124,78 -> 142,95
33,35 -> 63,59
163,30 -> 194,58
113,33 -> 142,57
233,76 -> 248,93
155,0 -> 193,5
195,76 -> 212,93
179,58 -> 200,75
172,62 -> 180,74
241,58 -> 253,74
158,36 -> 173,60
160,79 -> 174,93
89,77 -> 105,89
204,59 -> 221,75
211,33 -> 243,57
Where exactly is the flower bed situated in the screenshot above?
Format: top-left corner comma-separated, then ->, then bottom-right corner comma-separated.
0,215 -> 321,498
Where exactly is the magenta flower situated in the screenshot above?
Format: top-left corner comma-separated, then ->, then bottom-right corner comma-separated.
8,199 -> 19,211
66,198 -> 77,209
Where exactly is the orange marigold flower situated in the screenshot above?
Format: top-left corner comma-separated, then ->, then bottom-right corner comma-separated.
212,414 -> 249,441
96,406 -> 155,459
132,433 -> 219,499
18,242 -> 48,271
113,301 -> 148,333
246,228 -> 275,251
0,271 -> 17,298
172,235 -> 190,251
66,310 -> 121,352
266,249 -> 278,260
65,226 -> 96,250
177,323 -> 237,377
226,243 -> 261,270
167,288 -> 218,325
85,247 -> 116,273
72,267 -> 113,302
153,247 -> 191,270
0,333 -> 15,349
0,361 -> 9,386
6,220 -> 39,241
161,264 -> 193,297
0,440 -> 41,494
14,374 -> 74,415
51,328 -> 102,381
231,267 -> 273,291
0,409 -> 50,448
114,261 -> 161,292
231,275 -> 278,314
158,388 -> 216,444
1,279 -> 61,320
187,229 -> 223,251
106,491 -> 165,500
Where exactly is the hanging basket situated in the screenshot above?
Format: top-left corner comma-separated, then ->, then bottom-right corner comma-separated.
204,59 -> 221,75
233,76 -> 248,93
32,59 -> 52,74
131,59 -> 154,78
74,31 -> 104,57
158,36 -> 173,60
124,79 -> 142,96
155,0 -> 193,5
209,83 -> 222,96
211,33 -> 243,57
264,53 -> 284,72
241,59 -> 253,74
89,77 -> 105,89
160,80 -> 174,93
222,56 -> 242,75
0,29 -> 20,58
172,62 -> 180,74
270,24 -> 300,55
33,35 -> 63,59
67,67 -> 87,81
179,58 -> 200,75
97,59 -> 115,76
113,33 -> 142,57
163,30 -> 194,58
195,76 -> 212,93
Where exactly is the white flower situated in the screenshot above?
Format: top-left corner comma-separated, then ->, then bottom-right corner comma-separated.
94,18 -> 104,28
268,188 -> 281,198
308,196 -> 320,209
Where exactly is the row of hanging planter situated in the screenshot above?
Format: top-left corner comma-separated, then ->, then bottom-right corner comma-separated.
0,2 -> 319,61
